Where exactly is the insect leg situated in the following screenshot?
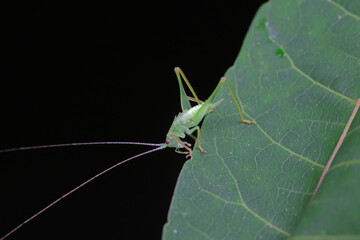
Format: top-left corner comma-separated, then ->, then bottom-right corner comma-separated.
169,132 -> 193,158
187,96 -> 204,104
175,149 -> 189,155
188,126 -> 206,153
220,77 -> 255,124
214,77 -> 256,124
174,67 -> 201,105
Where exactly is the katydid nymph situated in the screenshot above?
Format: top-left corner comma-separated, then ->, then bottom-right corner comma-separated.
0,67 -> 254,240
165,67 -> 253,157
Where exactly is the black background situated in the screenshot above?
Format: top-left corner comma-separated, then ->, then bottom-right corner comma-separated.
1,1 -> 266,239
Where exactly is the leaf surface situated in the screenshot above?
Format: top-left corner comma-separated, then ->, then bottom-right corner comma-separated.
163,0 -> 360,239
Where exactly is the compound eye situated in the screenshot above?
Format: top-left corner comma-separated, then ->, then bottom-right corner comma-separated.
165,140 -> 170,144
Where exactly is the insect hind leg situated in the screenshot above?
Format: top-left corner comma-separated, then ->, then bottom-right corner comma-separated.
220,77 -> 255,124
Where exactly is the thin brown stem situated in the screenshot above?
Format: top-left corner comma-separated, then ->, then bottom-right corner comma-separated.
312,98 -> 360,199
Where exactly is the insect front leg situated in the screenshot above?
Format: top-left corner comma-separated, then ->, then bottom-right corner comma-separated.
169,132 -> 193,158
175,149 -> 189,155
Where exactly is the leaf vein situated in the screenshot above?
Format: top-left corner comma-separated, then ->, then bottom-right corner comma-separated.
179,212 -> 216,240
254,122 -> 325,168
288,234 -> 360,240
298,119 -> 346,126
226,67 -> 321,167
198,189 -> 290,237
214,140 -> 291,236
278,186 -> 313,196
264,22 -> 356,104
346,124 -> 360,137
328,159 -> 360,173
329,0 -> 360,21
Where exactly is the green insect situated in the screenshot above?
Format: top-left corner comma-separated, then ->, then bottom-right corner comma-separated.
163,67 -> 254,157
0,67 -> 254,240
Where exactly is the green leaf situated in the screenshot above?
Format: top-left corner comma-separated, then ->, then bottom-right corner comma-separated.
162,0 -> 360,239
290,101 -> 360,240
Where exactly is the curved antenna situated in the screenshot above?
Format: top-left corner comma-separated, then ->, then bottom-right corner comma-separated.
0,145 -> 165,240
0,141 -> 164,153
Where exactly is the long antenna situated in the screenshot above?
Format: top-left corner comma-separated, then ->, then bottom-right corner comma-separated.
0,141 -> 164,153
0,145 -> 165,240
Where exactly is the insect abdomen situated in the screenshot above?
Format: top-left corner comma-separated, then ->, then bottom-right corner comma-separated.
181,103 -> 203,122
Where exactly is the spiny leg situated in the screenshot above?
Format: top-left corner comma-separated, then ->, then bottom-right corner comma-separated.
174,67 -> 202,105
190,76 -> 255,126
217,77 -> 255,124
